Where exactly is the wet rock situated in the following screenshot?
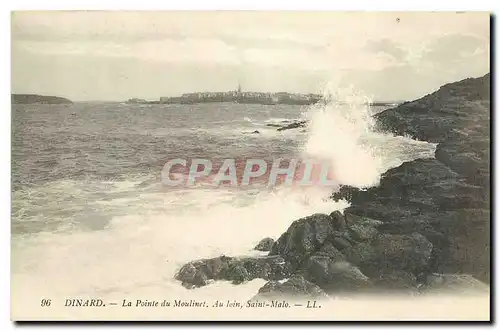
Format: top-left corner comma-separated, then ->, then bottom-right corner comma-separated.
269,213 -> 345,268
223,263 -> 251,285
276,120 -> 307,131
254,275 -> 328,300
175,255 -> 292,288
254,237 -> 275,251
239,256 -> 292,281
175,263 -> 209,288
303,259 -> 372,293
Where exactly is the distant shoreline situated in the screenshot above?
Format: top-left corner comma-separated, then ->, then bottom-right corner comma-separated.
10,93 -> 399,107
125,92 -> 399,107
12,94 -> 73,105
125,100 -> 398,107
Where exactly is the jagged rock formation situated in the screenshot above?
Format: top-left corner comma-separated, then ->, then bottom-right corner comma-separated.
174,73 -> 490,298
175,255 -> 292,289
334,73 -> 490,283
253,275 -> 328,300
254,237 -> 275,251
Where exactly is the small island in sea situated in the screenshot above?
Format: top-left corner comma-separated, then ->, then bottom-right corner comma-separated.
12,94 -> 73,105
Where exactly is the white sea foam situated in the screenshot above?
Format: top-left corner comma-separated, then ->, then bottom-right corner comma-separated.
11,183 -> 348,317
302,85 -> 436,188
11,86 -> 438,320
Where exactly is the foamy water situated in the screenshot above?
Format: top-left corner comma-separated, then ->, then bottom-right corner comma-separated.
11,90 -> 438,320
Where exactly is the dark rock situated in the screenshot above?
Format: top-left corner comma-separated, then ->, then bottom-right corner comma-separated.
251,130 -> 260,134
332,157 -> 489,282
379,158 -> 462,189
365,74 -> 490,282
426,209 -> 490,282
318,242 -> 346,259
344,233 -> 433,277
175,255 -> 292,288
301,246 -> 346,283
329,235 -> 354,251
303,258 -> 372,293
334,159 -> 486,215
175,263 -> 209,288
254,237 -> 275,251
240,256 -> 292,281
348,223 -> 379,242
344,212 -> 383,228
373,209 -> 490,283
339,199 -> 419,223
343,242 -> 377,267
269,213 -> 345,268
254,275 -> 328,299
435,138 -> 490,189
329,211 -> 347,230
222,262 -> 250,285
374,73 -> 490,144
276,120 -> 307,131
175,74 -> 491,296
375,233 -> 433,273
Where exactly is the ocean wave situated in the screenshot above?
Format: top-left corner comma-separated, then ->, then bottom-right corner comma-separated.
11,85 -> 437,310
301,85 -> 436,188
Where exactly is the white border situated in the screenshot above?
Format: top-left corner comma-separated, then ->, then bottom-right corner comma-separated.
4,0 -> 500,11
2,0 -> 498,330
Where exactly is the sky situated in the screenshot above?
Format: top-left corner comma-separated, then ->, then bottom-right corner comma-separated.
11,11 -> 490,102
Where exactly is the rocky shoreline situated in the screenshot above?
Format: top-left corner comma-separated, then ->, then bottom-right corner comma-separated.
175,73 -> 490,299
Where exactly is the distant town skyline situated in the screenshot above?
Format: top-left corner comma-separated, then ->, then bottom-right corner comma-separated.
12,11 -> 490,102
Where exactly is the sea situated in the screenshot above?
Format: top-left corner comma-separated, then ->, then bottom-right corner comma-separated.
11,90 -> 439,319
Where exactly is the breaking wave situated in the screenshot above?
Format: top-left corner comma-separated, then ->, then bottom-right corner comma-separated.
11,83 -> 437,319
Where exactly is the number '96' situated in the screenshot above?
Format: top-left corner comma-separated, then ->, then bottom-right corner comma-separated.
40,299 -> 51,307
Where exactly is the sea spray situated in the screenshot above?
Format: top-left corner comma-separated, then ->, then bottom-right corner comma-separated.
301,85 -> 390,189
11,93 -> 437,317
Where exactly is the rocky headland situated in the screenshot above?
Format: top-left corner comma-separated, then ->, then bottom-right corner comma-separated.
12,94 -> 73,104
175,73 -> 491,299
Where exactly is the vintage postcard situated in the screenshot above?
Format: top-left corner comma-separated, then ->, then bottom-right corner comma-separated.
11,11 -> 491,321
